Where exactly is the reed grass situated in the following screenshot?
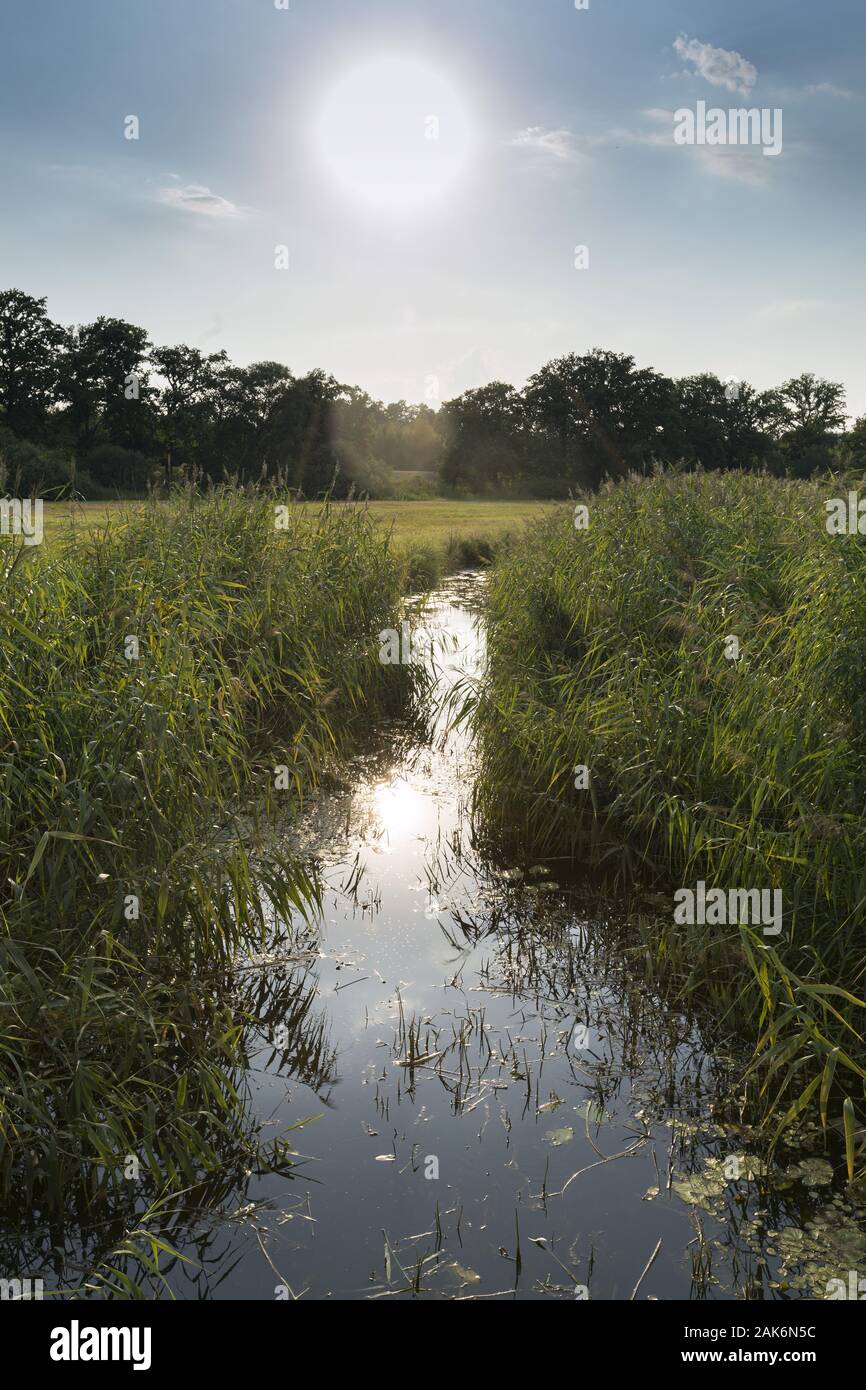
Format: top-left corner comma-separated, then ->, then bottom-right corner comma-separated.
469,469 -> 866,1162
0,485 -> 416,1287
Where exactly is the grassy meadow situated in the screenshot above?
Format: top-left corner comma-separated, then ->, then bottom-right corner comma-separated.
468,471 -> 866,1167
42,497 -> 550,565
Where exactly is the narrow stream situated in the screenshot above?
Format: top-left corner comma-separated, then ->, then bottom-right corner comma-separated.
169,571 -> 864,1300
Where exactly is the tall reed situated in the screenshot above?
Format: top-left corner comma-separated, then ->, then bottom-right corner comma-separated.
0,486 -> 416,1286
470,470 -> 866,1161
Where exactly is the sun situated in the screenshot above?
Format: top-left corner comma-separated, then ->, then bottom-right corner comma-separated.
314,55 -> 474,212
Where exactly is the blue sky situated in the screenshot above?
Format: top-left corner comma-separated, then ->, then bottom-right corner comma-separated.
1,0 -> 864,414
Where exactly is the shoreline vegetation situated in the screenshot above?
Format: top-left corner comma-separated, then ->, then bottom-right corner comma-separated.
3,470 -> 866,1293
465,470 -> 866,1174
0,488 -> 420,1291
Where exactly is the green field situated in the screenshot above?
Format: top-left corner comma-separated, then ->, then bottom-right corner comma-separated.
42,498 -> 554,551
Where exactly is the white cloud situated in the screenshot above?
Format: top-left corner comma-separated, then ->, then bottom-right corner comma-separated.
513,119 -> 671,159
507,109 -> 776,190
673,36 -> 757,97
806,81 -> 857,100
508,126 -> 580,162
158,182 -> 246,218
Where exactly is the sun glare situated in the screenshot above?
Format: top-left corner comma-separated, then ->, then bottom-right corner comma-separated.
373,777 -> 425,837
315,55 -> 474,212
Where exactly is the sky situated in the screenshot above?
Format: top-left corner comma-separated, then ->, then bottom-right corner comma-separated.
1,0 -> 864,415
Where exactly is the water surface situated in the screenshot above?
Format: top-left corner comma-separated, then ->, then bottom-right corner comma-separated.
125,573 -> 866,1298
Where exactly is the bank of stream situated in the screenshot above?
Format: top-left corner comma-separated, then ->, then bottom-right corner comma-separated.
24,568 -> 861,1301
151,569 -> 859,1301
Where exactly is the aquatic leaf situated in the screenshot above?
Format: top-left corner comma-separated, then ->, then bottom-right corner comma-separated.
732,1153 -> 771,1182
544,1127 -> 575,1147
672,1158 -> 729,1209
786,1157 -> 834,1187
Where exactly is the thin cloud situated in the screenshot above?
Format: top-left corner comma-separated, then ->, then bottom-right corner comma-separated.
673,36 -> 757,97
508,109 -> 776,190
514,120 -> 670,158
692,145 -> 770,188
754,298 -> 829,324
158,182 -> 247,219
587,113 -> 673,150
596,111 -> 773,187
508,126 -> 580,162
806,82 -> 857,100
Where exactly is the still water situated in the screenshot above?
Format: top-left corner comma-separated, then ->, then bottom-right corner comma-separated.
170,572 -> 864,1299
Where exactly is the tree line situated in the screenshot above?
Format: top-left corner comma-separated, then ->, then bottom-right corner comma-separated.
1,287 -> 862,499
0,288 -> 444,499
441,353 -> 864,495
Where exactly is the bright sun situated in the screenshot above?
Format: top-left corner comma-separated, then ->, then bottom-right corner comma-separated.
315,55 -> 473,212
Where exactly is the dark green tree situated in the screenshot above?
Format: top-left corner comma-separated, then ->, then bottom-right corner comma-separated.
150,344 -> 228,484
440,383 -> 526,494
0,290 -> 65,436
523,350 -> 678,488
57,316 -> 151,456
776,373 -> 847,477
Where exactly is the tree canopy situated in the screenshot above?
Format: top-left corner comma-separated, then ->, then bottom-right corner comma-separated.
0,286 -> 857,499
